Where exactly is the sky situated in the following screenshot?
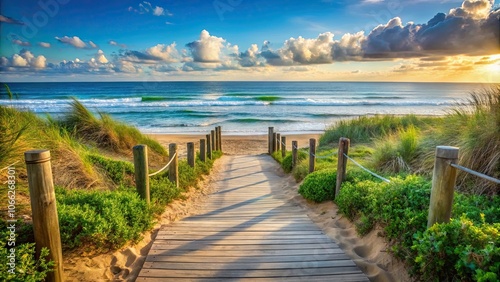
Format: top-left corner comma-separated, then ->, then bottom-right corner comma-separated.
0,0 -> 499,82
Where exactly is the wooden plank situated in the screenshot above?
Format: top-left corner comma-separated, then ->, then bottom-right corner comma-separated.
146,253 -> 351,263
150,243 -> 339,251
154,234 -> 331,240
157,230 -> 324,236
148,248 -> 344,257
138,266 -> 363,278
151,239 -> 336,247
137,274 -> 370,282
143,260 -> 356,270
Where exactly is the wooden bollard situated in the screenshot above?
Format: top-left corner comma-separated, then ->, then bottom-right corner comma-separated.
200,139 -> 206,162
309,138 -> 316,173
206,134 -> 212,159
427,146 -> 459,228
133,145 -> 150,204
276,133 -> 281,152
268,127 -> 274,154
292,141 -> 298,168
215,127 -> 220,151
335,137 -> 350,198
211,130 -> 215,152
281,136 -> 287,158
25,150 -> 64,282
218,126 -> 222,152
187,142 -> 195,168
272,132 -> 277,153
169,143 -> 178,188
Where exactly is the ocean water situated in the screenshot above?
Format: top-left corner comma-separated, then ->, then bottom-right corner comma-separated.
1,81 -> 491,134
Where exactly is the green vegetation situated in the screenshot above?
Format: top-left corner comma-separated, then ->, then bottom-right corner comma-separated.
298,169 -> 336,202
274,86 -> 500,281
1,223 -> 54,282
0,91 -> 222,279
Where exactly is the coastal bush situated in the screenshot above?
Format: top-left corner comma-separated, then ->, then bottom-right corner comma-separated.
320,115 -> 424,145
56,187 -> 154,250
412,216 -> 500,281
87,154 -> 134,185
372,126 -> 421,173
298,169 -> 336,202
61,99 -> 167,157
0,224 -> 54,282
281,152 -> 293,173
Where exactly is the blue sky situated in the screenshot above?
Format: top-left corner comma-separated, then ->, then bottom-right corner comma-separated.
1,0 -> 499,82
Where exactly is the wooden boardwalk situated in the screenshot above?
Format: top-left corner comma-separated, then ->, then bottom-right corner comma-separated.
137,155 -> 368,281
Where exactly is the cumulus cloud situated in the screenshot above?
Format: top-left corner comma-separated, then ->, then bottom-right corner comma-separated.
12,39 -> 31,47
0,15 -> 24,25
186,30 -> 226,63
363,0 -> 499,58
128,1 -> 172,17
95,50 -> 108,64
119,43 -> 179,64
258,31 -> 365,66
55,36 -> 98,49
39,42 -> 51,48
1,50 -> 46,69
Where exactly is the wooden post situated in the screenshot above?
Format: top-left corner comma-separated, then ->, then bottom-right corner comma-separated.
218,126 -> 222,153
281,136 -> 287,158
272,132 -> 277,153
215,127 -> 220,151
133,145 -> 150,204
200,139 -> 206,162
335,137 -> 350,199
292,141 -> 298,168
309,138 -> 316,173
211,130 -> 215,152
276,133 -> 281,152
268,127 -> 274,154
169,143 -> 178,188
427,146 -> 459,228
24,150 -> 64,282
187,142 -> 195,168
206,134 -> 212,159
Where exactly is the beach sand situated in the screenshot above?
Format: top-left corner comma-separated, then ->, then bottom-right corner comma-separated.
63,132 -> 409,282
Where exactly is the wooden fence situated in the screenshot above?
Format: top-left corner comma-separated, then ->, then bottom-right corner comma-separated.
21,126 -> 223,281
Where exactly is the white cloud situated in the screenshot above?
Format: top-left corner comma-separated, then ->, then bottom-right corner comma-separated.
12,39 -> 30,47
145,43 -> 179,62
186,30 -> 226,63
39,42 -> 51,48
95,50 -> 108,64
89,41 -> 98,49
1,50 -> 47,69
109,40 -> 127,48
55,36 -> 87,48
129,1 -> 172,17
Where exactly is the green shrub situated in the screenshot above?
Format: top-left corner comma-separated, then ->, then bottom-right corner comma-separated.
0,221 -> 54,281
271,151 -> 283,164
178,160 -> 198,190
87,154 -> 134,185
281,152 -> 293,173
56,187 -> 154,250
298,169 -> 336,202
412,216 -> 500,281
335,179 -> 382,221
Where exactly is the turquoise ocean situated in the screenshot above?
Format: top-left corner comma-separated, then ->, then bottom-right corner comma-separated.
1,81 -> 492,134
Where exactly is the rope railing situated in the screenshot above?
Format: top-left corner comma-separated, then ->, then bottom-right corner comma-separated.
148,152 -> 177,177
450,163 -> 500,184
343,153 -> 391,183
